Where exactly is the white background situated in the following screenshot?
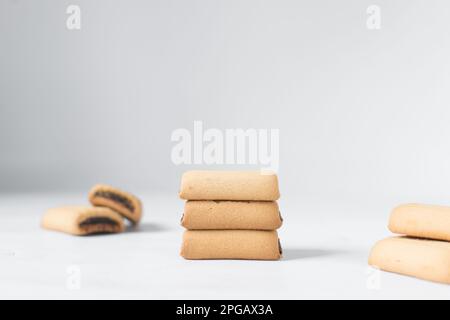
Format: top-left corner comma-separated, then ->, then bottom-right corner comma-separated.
1,1 -> 450,298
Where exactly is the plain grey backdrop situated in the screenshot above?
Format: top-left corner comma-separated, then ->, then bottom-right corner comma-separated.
2,0 -> 450,208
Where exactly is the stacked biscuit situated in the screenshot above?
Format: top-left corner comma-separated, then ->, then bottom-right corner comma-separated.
369,203 -> 450,284
41,184 -> 142,236
179,171 -> 283,260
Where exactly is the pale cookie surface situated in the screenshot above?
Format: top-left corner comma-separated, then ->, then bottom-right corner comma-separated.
181,230 -> 282,260
179,171 -> 280,201
182,200 -> 282,230
389,203 -> 450,241
89,184 -> 142,224
368,236 -> 450,284
41,206 -> 125,236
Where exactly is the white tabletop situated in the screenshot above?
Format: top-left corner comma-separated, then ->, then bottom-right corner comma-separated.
0,193 -> 448,299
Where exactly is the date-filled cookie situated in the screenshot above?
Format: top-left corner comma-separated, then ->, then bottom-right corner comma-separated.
89,184 -> 142,224
182,200 -> 282,230
369,236 -> 450,284
41,206 -> 125,236
389,203 -> 450,241
181,230 -> 282,260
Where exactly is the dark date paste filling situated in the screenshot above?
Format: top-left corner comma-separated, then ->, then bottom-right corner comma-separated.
94,191 -> 135,212
79,217 -> 119,228
278,239 -> 283,255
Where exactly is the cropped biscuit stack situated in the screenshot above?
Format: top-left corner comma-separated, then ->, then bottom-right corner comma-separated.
369,203 -> 450,284
179,171 -> 283,260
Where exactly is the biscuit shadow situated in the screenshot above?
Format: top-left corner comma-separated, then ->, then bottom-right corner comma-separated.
282,248 -> 348,261
84,232 -> 120,237
126,222 -> 169,233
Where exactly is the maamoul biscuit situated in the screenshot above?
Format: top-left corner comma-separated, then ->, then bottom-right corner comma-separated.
182,200 -> 282,230
368,237 -> 450,284
181,230 -> 282,260
89,184 -> 142,224
41,206 -> 125,236
179,171 -> 280,201
389,203 -> 450,241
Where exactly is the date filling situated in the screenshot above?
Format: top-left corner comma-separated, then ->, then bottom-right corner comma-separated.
278,239 -> 283,255
79,217 -> 119,227
94,191 -> 135,212
79,217 -> 120,234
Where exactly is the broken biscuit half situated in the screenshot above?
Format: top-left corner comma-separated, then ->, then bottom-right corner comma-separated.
89,184 -> 142,224
41,206 -> 125,236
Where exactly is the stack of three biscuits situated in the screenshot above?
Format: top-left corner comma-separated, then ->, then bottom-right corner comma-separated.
179,171 -> 283,260
369,203 -> 450,284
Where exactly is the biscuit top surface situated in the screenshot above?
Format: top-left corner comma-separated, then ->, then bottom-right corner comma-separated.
376,236 -> 450,250
389,203 -> 450,223
391,203 -> 450,213
182,170 -> 277,179
45,206 -> 122,221
179,170 -> 280,201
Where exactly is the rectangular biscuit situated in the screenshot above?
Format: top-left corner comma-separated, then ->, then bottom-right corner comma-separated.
41,206 -> 125,236
181,200 -> 282,230
179,171 -> 280,201
389,203 -> 450,241
181,230 -> 282,260
368,237 -> 450,284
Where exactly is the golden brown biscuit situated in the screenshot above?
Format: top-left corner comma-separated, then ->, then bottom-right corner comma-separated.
368,236 -> 450,284
179,171 -> 280,201
389,203 -> 450,241
182,200 -> 282,230
89,184 -> 142,224
41,206 -> 125,236
181,230 -> 282,260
